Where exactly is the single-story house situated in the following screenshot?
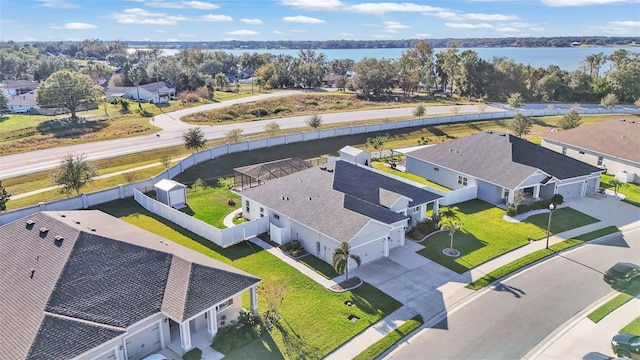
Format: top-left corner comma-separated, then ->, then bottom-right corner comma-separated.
241,160 -> 442,265
1,210 -> 261,360
405,131 -> 603,205
1,80 -> 38,96
6,89 -> 97,115
541,119 -> 640,183
105,81 -> 175,104
155,179 -> 187,208
339,145 -> 371,166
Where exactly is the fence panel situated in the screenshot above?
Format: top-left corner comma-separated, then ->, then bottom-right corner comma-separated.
229,142 -> 250,154
86,188 -> 120,207
286,133 -> 304,143
366,124 -> 382,133
267,136 -> 286,147
335,127 -> 352,136
320,129 -> 336,139
250,139 -> 269,150
303,131 -> 320,141
441,186 -> 478,206
351,125 -> 368,134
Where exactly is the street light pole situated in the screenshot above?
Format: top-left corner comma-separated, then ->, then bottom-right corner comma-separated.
545,203 -> 555,249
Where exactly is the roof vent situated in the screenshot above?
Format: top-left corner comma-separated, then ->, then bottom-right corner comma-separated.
308,197 -> 312,200
327,169 -> 334,173
54,235 -> 64,245
30,269 -> 35,279
281,196 -> 285,200
26,219 -> 35,226
499,133 -> 506,137
90,228 -> 96,232
486,130 -> 493,134
39,227 -> 49,234
60,214 -> 66,218
75,220 -> 80,224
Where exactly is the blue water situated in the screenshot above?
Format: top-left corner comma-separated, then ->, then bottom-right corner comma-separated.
155,47 -> 638,72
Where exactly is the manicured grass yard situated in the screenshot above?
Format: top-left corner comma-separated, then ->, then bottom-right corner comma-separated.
601,173 -> 640,208
299,255 -> 340,279
353,315 -> 424,360
94,199 -> 401,360
417,200 -> 599,273
180,178 -> 240,229
588,282 -> 640,323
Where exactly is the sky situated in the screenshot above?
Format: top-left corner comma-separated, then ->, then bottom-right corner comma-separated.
1,0 -> 639,42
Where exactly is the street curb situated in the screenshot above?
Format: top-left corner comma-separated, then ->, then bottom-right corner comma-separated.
522,291 -> 619,359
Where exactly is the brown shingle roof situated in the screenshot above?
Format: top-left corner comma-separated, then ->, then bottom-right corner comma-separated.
543,119 -> 640,164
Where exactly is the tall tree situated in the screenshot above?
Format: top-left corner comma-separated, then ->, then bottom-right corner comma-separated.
507,92 -> 524,109
509,112 -> 533,138
36,70 -> 101,120
332,242 -> 362,281
183,127 -> 207,151
128,66 -> 146,111
0,181 -> 11,211
214,72 -> 228,90
396,55 -> 420,97
558,109 -> 582,130
0,92 -> 8,116
51,154 -> 98,195
405,40 -> 435,92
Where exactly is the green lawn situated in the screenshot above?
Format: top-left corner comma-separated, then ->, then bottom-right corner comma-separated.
621,316 -> 640,336
467,226 -> 619,290
180,178 -> 240,228
299,255 -> 340,279
417,200 -> 600,273
94,198 -> 401,360
601,173 -> 640,208
352,315 -> 424,360
588,282 -> 640,323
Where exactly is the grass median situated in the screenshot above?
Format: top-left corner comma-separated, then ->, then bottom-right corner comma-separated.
467,226 -> 619,290
352,315 -> 424,360
588,283 -> 640,323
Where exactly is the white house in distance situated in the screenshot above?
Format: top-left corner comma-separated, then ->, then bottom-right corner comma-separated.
241,160 -> 442,265
155,179 -> 187,208
105,81 -> 176,104
405,131 -> 603,205
541,119 -> 640,183
0,210 -> 261,360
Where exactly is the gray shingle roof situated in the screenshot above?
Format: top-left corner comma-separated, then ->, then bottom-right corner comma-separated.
407,131 -> 602,189
1,211 -> 260,360
241,160 -> 440,243
26,315 -> 124,360
543,119 -> 640,164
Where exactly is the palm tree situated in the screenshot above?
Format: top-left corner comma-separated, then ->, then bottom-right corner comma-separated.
332,242 -> 361,281
128,67 -> 145,111
254,76 -> 266,93
214,72 -> 228,91
439,217 -> 462,256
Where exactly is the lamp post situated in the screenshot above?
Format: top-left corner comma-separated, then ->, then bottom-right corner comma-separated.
545,203 -> 555,249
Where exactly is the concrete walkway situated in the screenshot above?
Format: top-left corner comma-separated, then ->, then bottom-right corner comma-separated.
222,208 -> 242,228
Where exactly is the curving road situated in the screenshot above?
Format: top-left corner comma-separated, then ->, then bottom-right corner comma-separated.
0,92 -> 503,179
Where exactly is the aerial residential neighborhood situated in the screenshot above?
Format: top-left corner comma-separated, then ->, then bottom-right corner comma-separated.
1,1 -> 640,360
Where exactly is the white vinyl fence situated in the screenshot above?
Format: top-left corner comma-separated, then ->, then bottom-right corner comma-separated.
2,106 -> 638,226
134,189 -> 269,247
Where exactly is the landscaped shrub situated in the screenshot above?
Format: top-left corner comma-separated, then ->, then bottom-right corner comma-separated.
181,92 -> 200,103
217,114 -> 234,121
240,113 -> 255,120
248,107 -> 269,117
183,347 -> 202,360
517,199 -> 550,214
406,217 -> 440,240
551,194 -> 564,205
273,105 -> 291,114
211,310 -> 264,354
506,205 -> 517,217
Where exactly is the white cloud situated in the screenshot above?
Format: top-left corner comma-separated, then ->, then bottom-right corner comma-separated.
156,29 -> 167,32
108,8 -> 187,25
183,1 -> 219,9
279,0 -> 344,11
541,0 -> 639,6
241,18 -> 263,25
445,22 -> 494,28
283,15 -> 325,23
415,33 -> 430,37
227,29 -> 259,35
337,32 -> 354,37
435,11 -> 519,21
35,0 -> 79,9
291,29 -> 307,33
591,20 -> 640,35
384,21 -> 410,33
273,30 -> 288,35
50,22 -> 97,30
345,2 -> 443,15
179,33 -> 196,37
372,34 -> 396,39
201,14 -> 233,22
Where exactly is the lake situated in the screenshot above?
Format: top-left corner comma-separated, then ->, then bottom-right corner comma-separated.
137,47 -> 638,72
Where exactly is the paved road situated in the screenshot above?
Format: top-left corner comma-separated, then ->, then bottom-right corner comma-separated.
0,94 -> 502,179
388,228 -> 640,360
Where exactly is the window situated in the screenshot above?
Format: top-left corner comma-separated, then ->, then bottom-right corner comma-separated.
579,151 -> 585,155
260,207 -> 264,218
457,175 -> 468,186
434,167 -> 439,171
245,200 -> 250,212
274,214 -> 280,220
562,147 -> 567,155
215,298 -> 234,311
503,188 -> 510,199
597,156 -> 603,166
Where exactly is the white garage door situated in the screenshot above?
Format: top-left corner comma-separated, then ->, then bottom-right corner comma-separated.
557,182 -> 582,199
126,324 -> 161,360
357,238 -> 385,264
91,348 -> 116,360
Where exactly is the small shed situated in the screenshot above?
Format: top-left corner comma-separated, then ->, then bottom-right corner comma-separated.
339,146 -> 371,166
154,179 -> 187,208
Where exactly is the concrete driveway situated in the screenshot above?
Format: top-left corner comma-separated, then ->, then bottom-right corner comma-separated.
347,239 -> 472,319
564,194 -> 640,229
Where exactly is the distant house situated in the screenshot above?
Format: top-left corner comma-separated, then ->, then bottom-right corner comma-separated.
541,119 -> 640,183
0,210 -> 261,360
405,131 -> 603,205
105,81 -> 175,104
5,88 -> 96,115
241,160 -> 441,265
1,80 -> 38,96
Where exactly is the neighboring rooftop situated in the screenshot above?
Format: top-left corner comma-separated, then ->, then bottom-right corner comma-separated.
407,131 -> 603,189
542,119 -> 640,164
0,210 -> 260,360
